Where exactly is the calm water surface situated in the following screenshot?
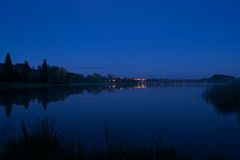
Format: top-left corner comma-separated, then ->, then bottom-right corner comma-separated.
0,85 -> 240,159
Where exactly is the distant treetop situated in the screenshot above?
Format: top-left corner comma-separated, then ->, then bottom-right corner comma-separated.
210,74 -> 236,81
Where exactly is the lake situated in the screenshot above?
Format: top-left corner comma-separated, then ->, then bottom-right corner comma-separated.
0,84 -> 240,159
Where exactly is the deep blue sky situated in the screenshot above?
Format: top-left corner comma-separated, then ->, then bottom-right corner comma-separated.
0,0 -> 240,78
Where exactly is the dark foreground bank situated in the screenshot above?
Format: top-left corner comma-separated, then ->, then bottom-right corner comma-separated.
0,117 -> 230,160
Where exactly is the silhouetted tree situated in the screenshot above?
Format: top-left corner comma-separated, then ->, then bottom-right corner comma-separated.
23,61 -> 31,81
48,66 -> 69,84
86,73 -> 106,83
3,53 -> 16,82
0,53 -> 110,84
40,59 -> 49,83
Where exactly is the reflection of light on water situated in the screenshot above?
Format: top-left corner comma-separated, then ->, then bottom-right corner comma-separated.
109,85 -> 116,88
134,84 -> 147,89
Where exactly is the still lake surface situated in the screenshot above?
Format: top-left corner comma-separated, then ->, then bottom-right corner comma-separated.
0,84 -> 240,159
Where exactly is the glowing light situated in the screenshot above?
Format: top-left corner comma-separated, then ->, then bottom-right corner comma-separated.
134,84 -> 147,89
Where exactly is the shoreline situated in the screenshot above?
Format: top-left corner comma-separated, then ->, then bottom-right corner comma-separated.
0,82 -> 237,90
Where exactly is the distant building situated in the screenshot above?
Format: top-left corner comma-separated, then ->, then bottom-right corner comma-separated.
133,78 -> 146,81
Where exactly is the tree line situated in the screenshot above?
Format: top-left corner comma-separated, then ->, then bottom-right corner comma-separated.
0,53 -> 108,84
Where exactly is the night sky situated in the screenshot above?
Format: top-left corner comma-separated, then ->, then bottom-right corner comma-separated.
0,0 -> 240,78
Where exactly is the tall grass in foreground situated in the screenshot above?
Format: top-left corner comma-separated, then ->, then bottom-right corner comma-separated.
0,117 -> 229,160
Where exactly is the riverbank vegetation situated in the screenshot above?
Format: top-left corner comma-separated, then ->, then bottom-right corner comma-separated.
0,117 -> 189,160
0,53 -> 108,84
203,84 -> 240,125
0,53 -> 238,86
0,53 -> 146,85
0,117 -> 230,160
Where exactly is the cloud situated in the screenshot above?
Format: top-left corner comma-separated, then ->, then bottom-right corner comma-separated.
72,64 -> 133,70
69,64 -> 134,74
113,64 -> 133,69
71,66 -> 103,71
106,63 -> 134,70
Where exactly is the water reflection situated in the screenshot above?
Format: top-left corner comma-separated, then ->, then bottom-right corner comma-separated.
134,84 -> 147,89
2,84 -> 240,120
203,84 -> 240,123
0,84 -> 147,118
